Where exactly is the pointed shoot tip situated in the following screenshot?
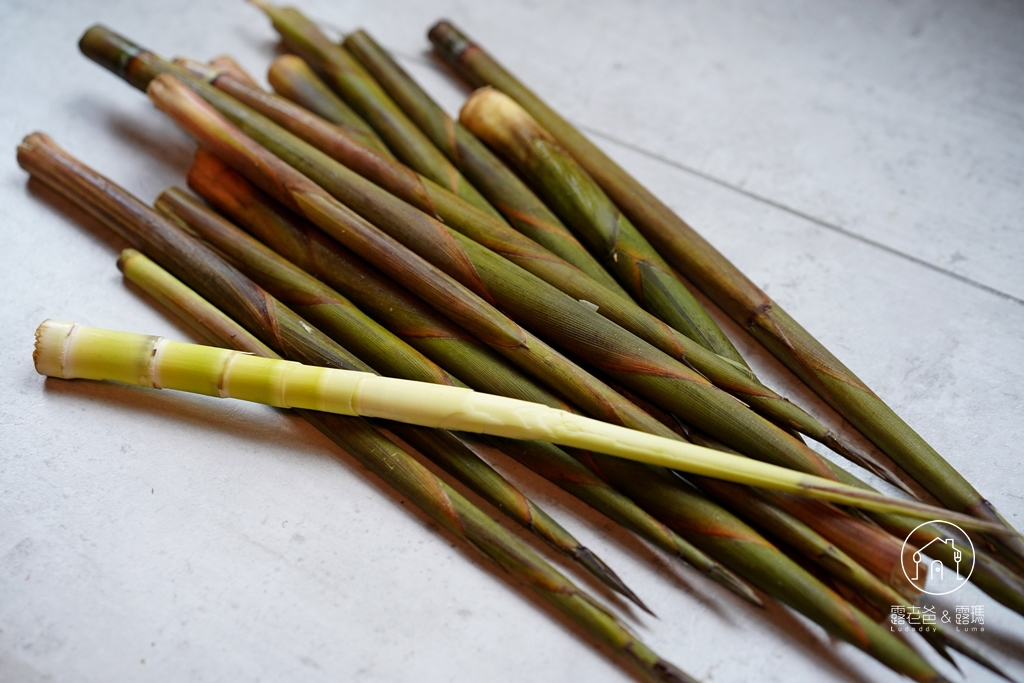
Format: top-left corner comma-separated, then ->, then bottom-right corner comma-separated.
707,567 -> 764,608
573,546 -> 654,617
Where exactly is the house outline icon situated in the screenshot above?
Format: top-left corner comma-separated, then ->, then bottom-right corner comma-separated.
910,537 -> 962,584
901,520 -> 975,596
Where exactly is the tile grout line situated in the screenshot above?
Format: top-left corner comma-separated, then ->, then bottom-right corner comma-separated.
579,126 -> 1024,308
388,44 -> 1024,306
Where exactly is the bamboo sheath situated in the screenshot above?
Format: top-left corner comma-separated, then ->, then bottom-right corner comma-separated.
340,28 -> 628,298
700,478 -> 915,610
181,62 -> 894,482
19,133 -> 691,683
428,21 -> 1024,562
696,421 -> 1024,618
269,55 -> 351,122
604,379 -> 914,599
759,491 -> 912,597
250,2 -> 501,219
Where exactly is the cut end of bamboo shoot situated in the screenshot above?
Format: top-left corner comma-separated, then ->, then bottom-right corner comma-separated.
460,87 -> 551,155
428,21 -> 472,65
34,319 -> 163,390
34,319 -> 76,379
78,25 -> 141,82
17,132 -> 50,170
267,54 -> 306,89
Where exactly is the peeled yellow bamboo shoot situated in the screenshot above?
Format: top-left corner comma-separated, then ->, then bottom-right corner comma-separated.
32,318 -> 1011,535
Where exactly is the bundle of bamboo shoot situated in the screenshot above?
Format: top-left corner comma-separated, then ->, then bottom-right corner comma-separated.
17,6 -> 1024,682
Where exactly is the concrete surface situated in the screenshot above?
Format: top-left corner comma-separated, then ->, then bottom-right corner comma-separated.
1,1 -> 1021,682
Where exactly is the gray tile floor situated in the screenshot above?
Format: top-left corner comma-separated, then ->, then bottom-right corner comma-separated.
2,1 -> 1021,681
